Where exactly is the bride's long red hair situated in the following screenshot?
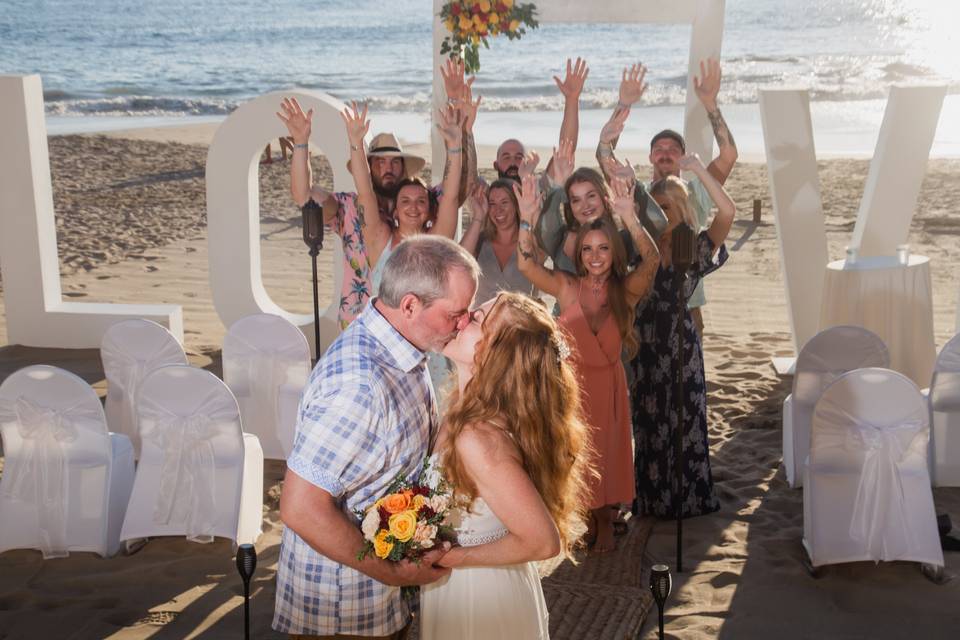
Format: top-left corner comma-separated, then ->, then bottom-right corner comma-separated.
441,293 -> 594,558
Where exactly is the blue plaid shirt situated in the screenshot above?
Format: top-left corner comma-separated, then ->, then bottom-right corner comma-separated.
273,301 -> 436,636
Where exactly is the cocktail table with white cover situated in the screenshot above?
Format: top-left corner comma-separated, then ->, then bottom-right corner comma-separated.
819,255 -> 936,386
0,365 -> 135,558
222,313 -> 310,461
101,318 -> 188,459
804,368 -> 943,570
929,333 -> 960,487
782,325 -> 888,488
119,365 -> 263,548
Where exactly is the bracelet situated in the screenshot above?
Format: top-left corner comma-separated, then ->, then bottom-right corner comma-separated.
293,143 -> 308,150
519,220 -> 532,232
617,101 -> 630,110
447,147 -> 462,154
350,144 -> 360,152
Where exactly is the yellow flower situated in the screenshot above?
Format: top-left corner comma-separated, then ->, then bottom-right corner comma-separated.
479,0 -> 491,12
508,19 -> 520,32
473,14 -> 484,27
489,12 -> 500,24
503,0 -> 514,7
413,494 -> 428,510
445,18 -> 455,32
471,33 -> 480,44
459,14 -> 472,31
373,530 -> 394,559
388,510 -> 418,542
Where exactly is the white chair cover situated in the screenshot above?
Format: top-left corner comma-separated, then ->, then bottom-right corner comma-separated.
929,333 -> 960,486
101,319 -> 188,459
119,365 -> 263,547
222,314 -> 310,460
803,368 -> 943,569
783,325 -> 888,488
0,366 -> 134,558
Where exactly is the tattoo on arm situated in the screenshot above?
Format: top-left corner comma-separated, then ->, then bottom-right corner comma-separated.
708,108 -> 736,150
356,203 -> 366,227
518,237 -> 536,261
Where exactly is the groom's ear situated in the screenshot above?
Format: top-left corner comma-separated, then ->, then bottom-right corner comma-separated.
397,293 -> 421,319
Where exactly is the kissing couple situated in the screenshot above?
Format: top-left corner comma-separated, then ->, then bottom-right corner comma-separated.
273,235 -> 592,639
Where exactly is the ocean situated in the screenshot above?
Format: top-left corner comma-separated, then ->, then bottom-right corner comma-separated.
3,0 -> 959,154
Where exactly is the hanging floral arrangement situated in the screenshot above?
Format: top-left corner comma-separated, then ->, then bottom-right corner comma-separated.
439,1 -> 539,74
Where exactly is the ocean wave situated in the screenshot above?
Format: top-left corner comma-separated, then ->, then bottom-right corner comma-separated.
45,95 -> 238,117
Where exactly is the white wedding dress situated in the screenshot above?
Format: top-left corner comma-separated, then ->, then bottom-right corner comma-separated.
420,455 -> 550,640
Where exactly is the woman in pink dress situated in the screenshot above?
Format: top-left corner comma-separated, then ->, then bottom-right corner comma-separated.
515,172 -> 659,552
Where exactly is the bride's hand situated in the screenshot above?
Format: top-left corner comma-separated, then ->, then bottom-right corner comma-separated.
390,542 -> 452,585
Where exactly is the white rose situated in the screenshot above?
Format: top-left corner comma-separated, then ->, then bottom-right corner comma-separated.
361,507 -> 381,542
428,494 -> 450,513
413,522 -> 438,548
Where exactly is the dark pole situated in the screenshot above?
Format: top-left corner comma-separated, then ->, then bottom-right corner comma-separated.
236,543 -> 257,640
671,222 -> 696,574
649,563 -> 672,640
301,198 -> 325,364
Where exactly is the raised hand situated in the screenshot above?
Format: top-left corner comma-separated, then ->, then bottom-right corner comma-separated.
600,156 -> 637,187
441,57 -> 467,103
599,107 -> 630,145
678,152 -> 706,174
512,173 -> 542,224
618,63 -> 648,108
339,101 -> 370,148
436,104 -> 466,148
276,97 -> 313,144
548,138 -> 575,185
461,78 -> 481,133
553,57 -> 589,100
467,182 -> 489,221
694,58 -> 721,111
518,150 -> 541,180
609,176 -> 636,224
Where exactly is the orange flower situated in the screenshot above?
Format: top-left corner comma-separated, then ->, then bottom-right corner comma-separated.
381,492 -> 412,514
458,14 -> 472,31
508,19 -> 520,32
479,0 -> 491,12
488,12 -> 500,24
503,0 -> 514,7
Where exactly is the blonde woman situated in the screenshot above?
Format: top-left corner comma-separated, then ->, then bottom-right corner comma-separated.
421,293 -> 592,640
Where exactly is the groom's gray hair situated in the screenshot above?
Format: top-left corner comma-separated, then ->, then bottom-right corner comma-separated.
378,236 -> 480,308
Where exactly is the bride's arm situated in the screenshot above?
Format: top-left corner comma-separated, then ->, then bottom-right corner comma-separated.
437,425 -> 561,568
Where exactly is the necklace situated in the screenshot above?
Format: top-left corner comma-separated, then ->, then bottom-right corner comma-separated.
590,276 -> 606,300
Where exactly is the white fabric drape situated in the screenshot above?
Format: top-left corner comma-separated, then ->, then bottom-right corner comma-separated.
0,397 -> 102,558
820,256 -> 936,385
138,389 -> 238,543
224,334 -> 306,434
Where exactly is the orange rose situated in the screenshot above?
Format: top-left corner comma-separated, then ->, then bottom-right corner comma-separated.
373,530 -> 394,559
381,492 -> 412,514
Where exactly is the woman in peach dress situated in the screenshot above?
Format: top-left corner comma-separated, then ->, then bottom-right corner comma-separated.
515,172 -> 659,552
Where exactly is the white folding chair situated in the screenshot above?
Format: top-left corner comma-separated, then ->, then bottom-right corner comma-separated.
929,333 -> 960,487
803,368 -> 943,575
783,325 -> 888,488
222,314 -> 310,460
101,319 -> 188,459
0,365 -> 134,558
119,365 -> 263,548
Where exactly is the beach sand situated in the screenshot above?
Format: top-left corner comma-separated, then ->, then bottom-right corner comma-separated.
0,124 -> 958,638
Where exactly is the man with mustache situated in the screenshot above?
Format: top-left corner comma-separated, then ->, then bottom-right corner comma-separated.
597,58 -> 739,334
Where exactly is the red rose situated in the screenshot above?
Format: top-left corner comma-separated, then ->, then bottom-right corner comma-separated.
496,2 -> 507,12
451,3 -> 461,15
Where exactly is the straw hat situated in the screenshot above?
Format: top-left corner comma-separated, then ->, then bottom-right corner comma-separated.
348,132 -> 426,178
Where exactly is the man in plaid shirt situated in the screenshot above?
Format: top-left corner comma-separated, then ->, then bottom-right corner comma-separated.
274,236 -> 479,639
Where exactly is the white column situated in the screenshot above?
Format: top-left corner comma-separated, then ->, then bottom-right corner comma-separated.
683,0 -> 726,163
759,88 -> 829,360
850,84 -> 946,258
205,90 -> 353,357
0,75 -> 182,348
431,0 -> 447,186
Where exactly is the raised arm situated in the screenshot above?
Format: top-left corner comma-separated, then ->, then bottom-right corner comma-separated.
437,426 -> 561,568
694,58 -> 738,184
610,177 -> 659,304
441,58 -> 478,205
679,153 -> 736,247
515,175 -> 573,298
341,102 -> 390,261
277,97 -> 337,223
535,140 -> 575,257
460,183 -> 488,257
596,63 -> 646,180
429,104 -> 466,239
554,57 -> 589,150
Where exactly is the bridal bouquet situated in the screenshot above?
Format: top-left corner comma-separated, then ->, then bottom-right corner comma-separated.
439,0 -> 539,73
356,462 -> 455,562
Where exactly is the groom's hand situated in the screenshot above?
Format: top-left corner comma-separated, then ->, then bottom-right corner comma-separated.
391,542 -> 452,586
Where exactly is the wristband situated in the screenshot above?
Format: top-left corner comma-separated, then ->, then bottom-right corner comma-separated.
519,220 -> 532,232
293,143 -> 308,150
349,144 -> 360,152
447,147 -> 462,154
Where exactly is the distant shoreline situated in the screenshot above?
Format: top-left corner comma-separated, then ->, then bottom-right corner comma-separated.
47,95 -> 960,161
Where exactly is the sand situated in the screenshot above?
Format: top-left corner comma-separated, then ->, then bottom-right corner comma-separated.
0,123 -> 958,638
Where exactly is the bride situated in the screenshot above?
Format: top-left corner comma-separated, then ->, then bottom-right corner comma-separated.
420,292 -> 593,639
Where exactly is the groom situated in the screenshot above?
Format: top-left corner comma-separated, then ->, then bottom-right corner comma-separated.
273,235 -> 480,639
